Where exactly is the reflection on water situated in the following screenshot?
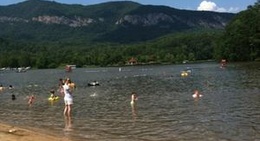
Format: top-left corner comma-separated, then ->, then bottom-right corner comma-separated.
63,116 -> 73,141
0,62 -> 259,141
131,102 -> 137,122
64,116 -> 72,132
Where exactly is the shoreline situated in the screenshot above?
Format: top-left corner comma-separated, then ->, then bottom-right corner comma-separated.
0,122 -> 70,141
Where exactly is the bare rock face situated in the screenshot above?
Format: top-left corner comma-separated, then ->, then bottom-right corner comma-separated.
32,16 -> 95,27
116,12 -> 229,29
116,13 -> 174,26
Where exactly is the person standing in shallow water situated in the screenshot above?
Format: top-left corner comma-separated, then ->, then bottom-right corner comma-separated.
63,78 -> 73,117
28,95 -> 35,107
130,92 -> 138,120
130,92 -> 138,105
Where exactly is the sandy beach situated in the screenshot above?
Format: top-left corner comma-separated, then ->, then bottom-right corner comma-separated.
0,122 -> 70,141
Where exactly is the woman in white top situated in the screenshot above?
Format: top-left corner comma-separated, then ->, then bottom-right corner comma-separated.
63,78 -> 73,117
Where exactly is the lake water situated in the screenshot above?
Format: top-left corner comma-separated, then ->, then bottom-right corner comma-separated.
0,62 -> 259,141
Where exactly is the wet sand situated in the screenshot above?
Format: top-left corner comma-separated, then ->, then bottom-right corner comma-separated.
0,122 -> 70,141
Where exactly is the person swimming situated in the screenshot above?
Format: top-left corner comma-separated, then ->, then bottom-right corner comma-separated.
220,59 -> 227,68
50,90 -> 56,98
9,85 -> 13,89
0,84 -> 4,91
192,90 -> 203,98
12,94 -> 16,100
28,95 -> 35,107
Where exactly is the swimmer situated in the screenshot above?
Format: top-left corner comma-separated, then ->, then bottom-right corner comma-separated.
220,59 -> 227,68
58,78 -> 65,95
50,89 -> 56,99
9,85 -> 13,89
0,84 -> 4,91
192,90 -> 203,98
130,92 -> 138,105
12,94 -> 16,100
28,95 -> 35,107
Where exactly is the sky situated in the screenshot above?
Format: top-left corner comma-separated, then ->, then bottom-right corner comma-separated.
0,0 -> 257,13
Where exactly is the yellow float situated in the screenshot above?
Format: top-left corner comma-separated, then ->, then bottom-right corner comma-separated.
181,71 -> 188,77
48,96 -> 59,101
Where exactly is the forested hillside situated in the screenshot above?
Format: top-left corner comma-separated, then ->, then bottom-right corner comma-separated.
0,0 -> 258,68
214,1 -> 260,61
0,31 -> 221,68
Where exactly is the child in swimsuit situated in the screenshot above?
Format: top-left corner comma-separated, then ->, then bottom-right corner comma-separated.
28,95 -> 35,107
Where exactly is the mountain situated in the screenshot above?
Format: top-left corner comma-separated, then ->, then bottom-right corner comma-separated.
0,0 -> 235,43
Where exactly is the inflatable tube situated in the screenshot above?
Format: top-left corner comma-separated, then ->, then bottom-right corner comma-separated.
48,96 -> 59,101
181,71 -> 188,77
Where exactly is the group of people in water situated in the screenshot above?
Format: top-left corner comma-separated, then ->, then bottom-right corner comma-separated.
0,84 -> 16,101
1,58 -> 226,119
45,77 -> 76,117
0,59 -> 228,134
1,75 -> 203,112
0,77 -> 77,117
25,77 -> 77,117
0,84 -> 13,90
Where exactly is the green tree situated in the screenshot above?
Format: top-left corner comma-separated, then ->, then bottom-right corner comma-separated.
217,2 -> 260,61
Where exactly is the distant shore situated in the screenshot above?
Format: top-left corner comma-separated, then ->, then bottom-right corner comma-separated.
0,122 -> 69,141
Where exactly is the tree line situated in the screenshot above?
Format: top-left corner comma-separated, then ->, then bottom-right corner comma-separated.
0,31 -> 221,68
